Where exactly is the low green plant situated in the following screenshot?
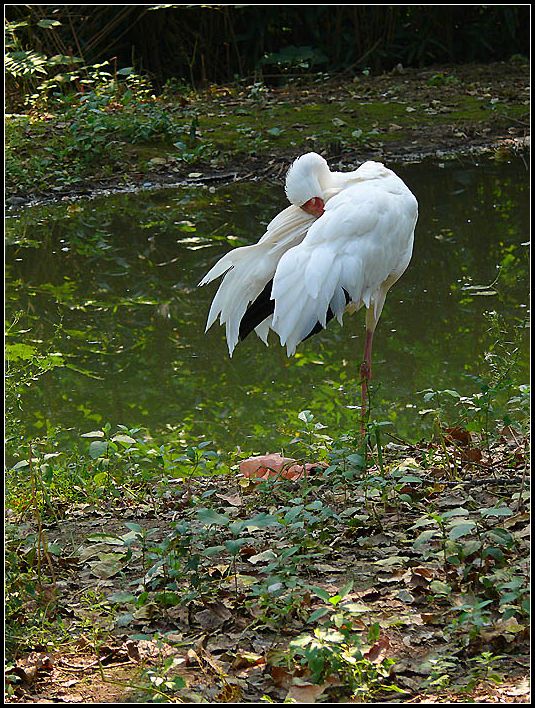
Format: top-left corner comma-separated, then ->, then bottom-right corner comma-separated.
173,139 -> 213,164
286,410 -> 334,472
422,655 -> 461,690
143,661 -> 186,699
323,433 -> 366,486
78,427 -> 222,500
6,421 -> 224,518
131,652 -> 186,703
306,580 -> 358,623
467,651 -> 505,686
169,441 -> 220,480
449,597 -> 494,640
6,54 -> 217,194
249,575 -> 311,626
288,618 -> 398,698
426,72 -> 461,87
5,15 -> 82,111
4,526 -> 72,659
420,312 -> 528,449
480,571 -> 530,620
412,505 -> 517,578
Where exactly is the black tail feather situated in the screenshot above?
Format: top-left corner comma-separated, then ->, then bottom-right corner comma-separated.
239,280 -> 275,341
239,284 -> 351,344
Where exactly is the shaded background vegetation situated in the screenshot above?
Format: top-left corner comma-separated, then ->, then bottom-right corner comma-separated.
6,4 -> 530,99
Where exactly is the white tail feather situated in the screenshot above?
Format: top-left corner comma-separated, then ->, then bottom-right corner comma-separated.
199,206 -> 316,355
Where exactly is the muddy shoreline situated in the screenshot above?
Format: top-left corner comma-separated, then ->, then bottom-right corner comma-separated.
6,135 -> 530,211
6,61 -> 530,210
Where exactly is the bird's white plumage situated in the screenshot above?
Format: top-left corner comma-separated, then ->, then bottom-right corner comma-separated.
272,169 -> 417,353
284,152 -> 331,206
199,153 -> 418,356
198,204 -> 316,354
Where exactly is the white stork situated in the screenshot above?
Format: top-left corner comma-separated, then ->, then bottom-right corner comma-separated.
199,152 -> 418,430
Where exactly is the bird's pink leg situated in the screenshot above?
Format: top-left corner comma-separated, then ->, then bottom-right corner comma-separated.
360,329 -> 374,434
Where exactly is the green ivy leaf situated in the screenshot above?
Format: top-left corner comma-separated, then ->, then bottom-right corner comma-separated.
196,507 -> 230,526
243,512 -> 281,531
430,580 -> 452,595
307,607 -> 331,623
112,434 -> 137,446
89,440 -> 109,458
448,521 -> 477,540
310,587 -> 331,602
480,506 -> 514,517
414,529 -> 438,546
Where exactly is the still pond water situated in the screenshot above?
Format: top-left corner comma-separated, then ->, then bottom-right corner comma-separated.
6,157 -> 529,452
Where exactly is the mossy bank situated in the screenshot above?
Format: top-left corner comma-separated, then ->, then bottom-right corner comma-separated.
5,60 -> 529,207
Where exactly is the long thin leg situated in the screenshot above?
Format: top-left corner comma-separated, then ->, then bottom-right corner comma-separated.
360,328 -> 374,434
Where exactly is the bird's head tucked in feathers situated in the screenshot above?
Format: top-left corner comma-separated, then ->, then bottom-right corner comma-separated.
285,153 -> 332,213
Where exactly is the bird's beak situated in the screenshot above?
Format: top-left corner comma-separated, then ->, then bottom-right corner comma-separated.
300,197 -> 325,217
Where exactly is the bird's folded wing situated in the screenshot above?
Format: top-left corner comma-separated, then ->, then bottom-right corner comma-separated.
198,205 -> 314,287
271,191 -> 415,355
198,204 -> 316,355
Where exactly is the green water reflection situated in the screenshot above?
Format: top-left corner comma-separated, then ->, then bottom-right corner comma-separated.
6,157 -> 529,451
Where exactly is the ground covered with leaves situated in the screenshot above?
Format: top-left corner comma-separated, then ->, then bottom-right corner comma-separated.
6,418 -> 529,703
5,59 -> 529,207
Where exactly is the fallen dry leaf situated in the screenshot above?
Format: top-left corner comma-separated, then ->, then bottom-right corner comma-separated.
364,635 -> 391,663
239,453 -> 295,478
461,447 -> 483,462
286,678 -> 329,703
444,426 -> 472,446
195,601 -> 232,630
271,665 -> 294,689
231,651 -> 265,670
215,491 -> 243,506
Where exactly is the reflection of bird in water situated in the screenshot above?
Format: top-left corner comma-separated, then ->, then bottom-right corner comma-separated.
200,152 -> 418,429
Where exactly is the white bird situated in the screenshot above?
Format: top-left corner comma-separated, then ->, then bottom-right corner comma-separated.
199,152 -> 418,430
